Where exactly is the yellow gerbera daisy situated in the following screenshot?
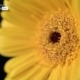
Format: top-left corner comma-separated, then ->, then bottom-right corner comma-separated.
0,0 -> 80,80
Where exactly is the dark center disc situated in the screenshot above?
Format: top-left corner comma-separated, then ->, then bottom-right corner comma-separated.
49,32 -> 61,43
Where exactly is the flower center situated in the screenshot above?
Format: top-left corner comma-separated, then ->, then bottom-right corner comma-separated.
49,31 -> 61,43
37,10 -> 80,67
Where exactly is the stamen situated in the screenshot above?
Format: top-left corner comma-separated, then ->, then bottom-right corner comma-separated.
36,9 -> 80,67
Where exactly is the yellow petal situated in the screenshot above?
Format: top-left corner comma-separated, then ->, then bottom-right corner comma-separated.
69,60 -> 78,80
72,0 -> 80,20
2,0 -> 39,27
5,65 -> 41,80
0,35 -> 36,56
32,66 -> 51,80
48,66 -> 61,80
60,63 -> 70,80
0,20 -> 36,38
4,51 -> 38,73
64,0 -> 72,10
19,65 -> 42,80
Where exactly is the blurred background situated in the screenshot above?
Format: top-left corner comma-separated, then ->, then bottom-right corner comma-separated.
0,0 -> 11,79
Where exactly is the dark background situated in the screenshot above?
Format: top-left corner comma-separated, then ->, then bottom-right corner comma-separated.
0,0 -> 10,80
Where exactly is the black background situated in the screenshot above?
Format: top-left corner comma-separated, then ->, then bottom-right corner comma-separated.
0,0 -> 11,80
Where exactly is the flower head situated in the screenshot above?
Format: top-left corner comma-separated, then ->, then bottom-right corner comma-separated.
0,0 -> 80,80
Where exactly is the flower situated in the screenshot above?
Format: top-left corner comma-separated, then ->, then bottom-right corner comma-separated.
0,0 -> 80,80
